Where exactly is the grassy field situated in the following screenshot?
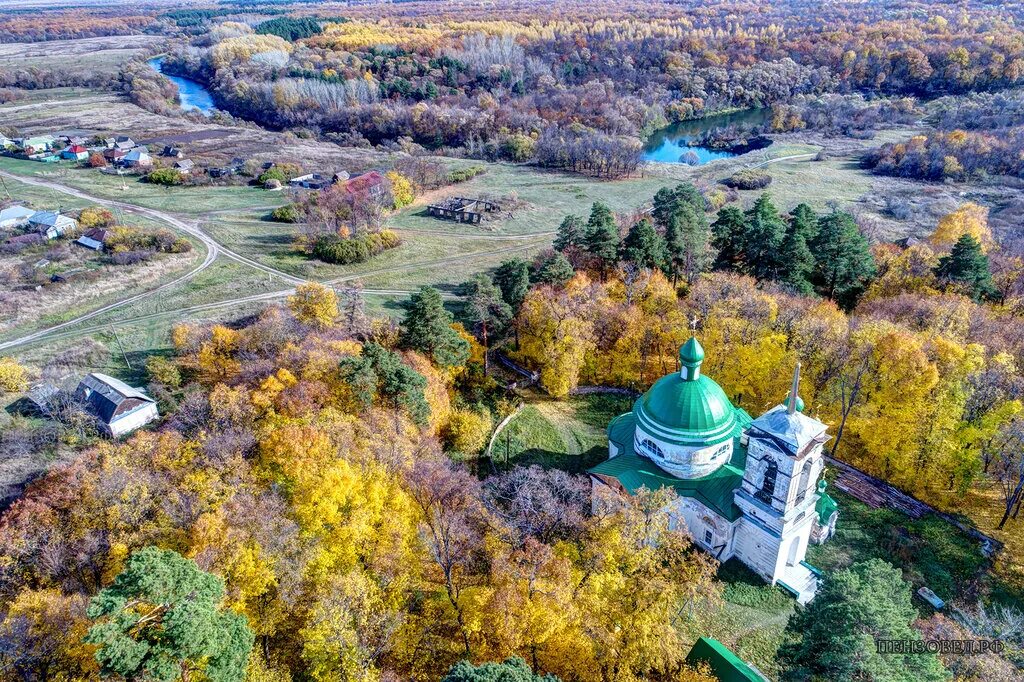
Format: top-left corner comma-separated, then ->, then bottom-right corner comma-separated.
805,489 -> 1021,612
493,392 -> 628,472
0,35 -> 152,80
391,162 -> 681,236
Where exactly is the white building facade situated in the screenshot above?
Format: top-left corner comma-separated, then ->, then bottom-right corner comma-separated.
591,336 -> 837,604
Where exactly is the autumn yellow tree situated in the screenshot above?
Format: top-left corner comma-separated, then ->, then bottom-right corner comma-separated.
930,202 -> 994,252
515,276 -> 596,397
289,282 -> 339,329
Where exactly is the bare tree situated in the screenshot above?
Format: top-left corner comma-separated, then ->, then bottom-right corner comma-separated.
991,416 -> 1024,529
403,457 -> 486,655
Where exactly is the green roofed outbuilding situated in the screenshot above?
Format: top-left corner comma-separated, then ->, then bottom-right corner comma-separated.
685,637 -> 768,682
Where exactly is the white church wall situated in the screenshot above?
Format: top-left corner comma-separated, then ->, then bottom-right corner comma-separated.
665,496 -> 737,561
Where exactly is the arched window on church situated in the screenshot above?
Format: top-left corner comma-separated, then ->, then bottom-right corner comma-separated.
794,461 -> 812,505
755,459 -> 778,505
640,438 -> 664,460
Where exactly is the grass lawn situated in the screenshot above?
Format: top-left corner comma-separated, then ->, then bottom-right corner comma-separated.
704,560 -> 796,681
0,35 -> 152,79
804,489 -> 1015,612
200,212 -> 551,284
493,392 -> 629,473
391,162 -> 679,237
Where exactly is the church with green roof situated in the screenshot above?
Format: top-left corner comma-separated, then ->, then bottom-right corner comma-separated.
589,335 -> 839,604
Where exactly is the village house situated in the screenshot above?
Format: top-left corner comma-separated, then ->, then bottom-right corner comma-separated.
61,144 -> 90,161
114,136 -> 136,150
589,335 -> 838,605
162,145 -> 184,158
0,135 -> 13,151
76,228 -> 107,251
343,170 -> 386,197
209,157 -> 245,178
103,148 -> 128,164
173,159 -> 195,174
121,147 -> 153,168
289,173 -> 333,190
75,373 -> 159,438
0,205 -> 35,229
28,211 -> 78,240
16,136 -> 55,156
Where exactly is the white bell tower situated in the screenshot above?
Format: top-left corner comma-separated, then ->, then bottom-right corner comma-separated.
731,363 -> 831,602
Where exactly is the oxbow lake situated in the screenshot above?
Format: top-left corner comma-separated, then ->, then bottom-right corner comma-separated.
148,57 -> 215,115
642,108 -> 772,164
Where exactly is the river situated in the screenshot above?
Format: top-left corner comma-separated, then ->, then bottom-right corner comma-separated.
643,108 -> 772,164
148,57 -> 215,115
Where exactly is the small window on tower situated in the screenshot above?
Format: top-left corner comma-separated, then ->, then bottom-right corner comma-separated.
704,529 -> 713,545
756,460 -> 778,505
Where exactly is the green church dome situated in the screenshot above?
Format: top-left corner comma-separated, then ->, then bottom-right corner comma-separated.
638,373 -> 737,443
634,336 -> 738,447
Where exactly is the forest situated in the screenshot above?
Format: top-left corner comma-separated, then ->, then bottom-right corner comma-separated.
137,0 -> 1024,173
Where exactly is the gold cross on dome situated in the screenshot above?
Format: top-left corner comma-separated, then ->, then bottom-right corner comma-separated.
690,315 -> 700,333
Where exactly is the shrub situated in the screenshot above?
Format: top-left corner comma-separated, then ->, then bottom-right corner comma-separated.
257,163 -> 303,185
270,204 -> 299,223
146,356 -> 182,388
722,169 -> 772,189
78,207 -> 115,229
111,250 -> 154,265
146,168 -> 184,186
502,134 -> 537,162
447,166 -> 486,184
443,408 -> 493,454
88,152 -> 107,168
0,357 -> 29,394
105,227 -> 192,256
386,171 -> 415,209
312,229 -> 400,265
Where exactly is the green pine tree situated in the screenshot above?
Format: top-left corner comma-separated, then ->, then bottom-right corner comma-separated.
780,217 -> 816,295
710,205 -> 748,271
620,218 -> 668,270
443,657 -> 561,682
743,193 -> 787,281
339,342 -> 431,425
464,274 -> 513,373
665,205 -> 713,284
553,214 -> 585,252
493,258 -> 532,311
935,233 -> 999,302
789,203 -> 819,242
810,211 -> 876,307
401,286 -> 470,368
652,183 -> 704,227
782,559 -> 948,682
85,547 -> 254,682
534,251 -> 575,287
584,201 -> 620,271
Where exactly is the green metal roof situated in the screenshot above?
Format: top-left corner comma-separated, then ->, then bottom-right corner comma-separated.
636,372 -> 737,444
680,335 -> 705,367
592,410 -> 752,521
685,637 -> 767,682
815,479 -> 838,524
